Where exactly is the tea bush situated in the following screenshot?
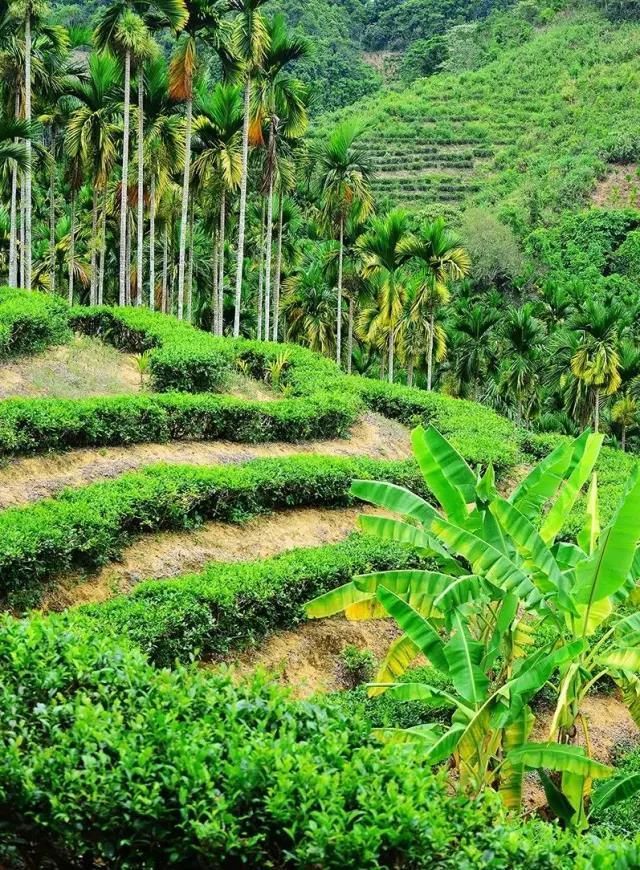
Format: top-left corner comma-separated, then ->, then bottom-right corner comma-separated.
0,287 -> 70,358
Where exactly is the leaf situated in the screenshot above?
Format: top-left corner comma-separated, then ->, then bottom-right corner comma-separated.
577,473 -> 600,555
358,515 -> 461,573
510,438 -> 576,520
506,743 -> 613,780
476,463 -> 497,503
354,570 -> 453,596
574,469 -> 640,606
444,612 -> 489,707
367,682 -> 458,707
433,574 -> 493,612
344,598 -> 388,620
376,585 -> 449,672
430,516 -> 543,608
490,496 -> 577,615
540,433 -> 603,545
305,582 -> 368,618
369,634 -> 420,695
568,598 -> 613,637
373,723 -> 443,746
591,772 -> 640,813
423,723 -> 466,764
500,705 -> 535,810
539,769 -> 577,823
350,479 -> 438,527
597,647 -> 640,672
411,425 -> 475,523
554,542 -> 586,570
614,612 -> 640,647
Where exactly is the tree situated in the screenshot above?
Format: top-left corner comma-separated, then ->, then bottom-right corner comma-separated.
357,208 -> 410,383
314,120 -> 373,366
281,255 -> 336,356
229,0 -> 270,337
496,304 -> 545,424
612,396 -> 638,451
400,217 -> 470,390
570,301 -> 623,432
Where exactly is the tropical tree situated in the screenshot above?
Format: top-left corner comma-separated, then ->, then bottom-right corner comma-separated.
229,0 -> 270,337
357,208 -> 410,383
570,301 -> 623,432
314,119 -> 373,366
449,304 -> 499,399
495,304 -> 546,424
281,254 -> 336,356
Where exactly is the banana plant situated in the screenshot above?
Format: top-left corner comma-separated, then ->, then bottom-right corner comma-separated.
305,425 -> 640,823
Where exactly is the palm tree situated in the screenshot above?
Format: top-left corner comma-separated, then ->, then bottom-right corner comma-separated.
229,0 -> 270,337
399,218 -> 470,390
252,14 -> 309,341
612,396 -> 638,451
64,52 -> 121,304
570,301 -> 623,432
450,304 -> 500,398
282,256 -> 336,356
192,80 -> 242,334
496,304 -> 546,424
357,208 -> 410,383
314,120 -> 373,366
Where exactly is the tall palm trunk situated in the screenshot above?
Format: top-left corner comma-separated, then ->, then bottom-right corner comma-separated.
264,190 -> 274,340
256,198 -> 265,340
126,212 -> 132,304
177,94 -> 192,319
119,48 -> 132,306
186,202 -> 194,323
90,188 -> 98,305
67,190 -> 75,304
594,388 -> 600,433
233,79 -> 251,338
347,297 -> 354,374
136,72 -> 144,307
149,176 -> 156,309
98,190 -> 107,304
272,193 -> 284,342
24,11 -> 32,289
218,188 -> 226,336
622,425 -> 627,452
19,179 -> 25,288
49,144 -> 56,295
162,225 -> 168,313
336,214 -> 344,366
212,228 -> 218,333
9,94 -> 19,288
388,329 -> 394,383
427,310 -> 435,391
407,359 -> 414,387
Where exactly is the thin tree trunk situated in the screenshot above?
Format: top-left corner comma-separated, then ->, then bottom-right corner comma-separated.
126,212 -> 132,304
380,352 -> 385,381
212,228 -> 218,333
149,176 -> 156,310
407,360 -> 414,387
594,388 -> 600,433
388,329 -> 394,383
427,310 -> 435,391
264,169 -> 275,341
186,202 -> 194,323
622,426 -> 627,452
336,215 -> 344,366
177,95 -> 192,319
98,190 -> 107,304
273,193 -> 284,342
67,190 -> 75,304
234,79 -> 251,338
218,188 -> 226,336
90,187 -> 98,305
49,133 -> 56,295
119,48 -> 131,306
19,179 -> 25,289
347,296 -> 354,374
162,225 -> 168,314
24,11 -> 32,290
256,197 -> 265,341
136,71 -> 144,307
9,94 -> 19,288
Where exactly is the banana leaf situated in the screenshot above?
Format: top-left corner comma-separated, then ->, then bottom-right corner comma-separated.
506,743 -> 613,779
369,634 -> 420,694
376,585 -> 449,672
412,425 -> 475,523
591,772 -> 640,813
444,612 -> 489,707
350,479 -> 438,527
305,582 -> 368,618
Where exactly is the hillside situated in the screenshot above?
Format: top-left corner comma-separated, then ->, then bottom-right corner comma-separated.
319,10 -> 640,227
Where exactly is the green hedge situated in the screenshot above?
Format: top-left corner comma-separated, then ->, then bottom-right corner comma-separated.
0,287 -> 70,358
81,534 -> 432,667
1,613 -> 637,868
0,455 -> 424,597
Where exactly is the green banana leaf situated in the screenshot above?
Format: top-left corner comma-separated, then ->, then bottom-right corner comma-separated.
369,634 -> 420,694
597,648 -> 640,671
376,585 -> 449,672
411,425 -> 475,523
358,515 -> 461,574
373,723 -> 442,745
539,769 -> 577,823
591,772 -> 640,813
577,473 -> 600,555
354,569 -> 455,596
510,438 -> 576,520
367,682 -> 459,708
614,612 -> 640,647
500,705 -> 535,810
574,469 -> 640,605
350,479 -> 438,527
506,743 -> 613,779
444,611 -> 489,707
433,574 -> 498,612
305,582 -> 369,618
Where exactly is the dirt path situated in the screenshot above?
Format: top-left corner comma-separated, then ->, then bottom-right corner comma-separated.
46,504 -> 387,610
0,412 -> 411,509
226,616 -> 401,698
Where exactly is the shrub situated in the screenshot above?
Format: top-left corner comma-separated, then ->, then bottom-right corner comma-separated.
0,287 -> 70,358
0,455 -> 425,597
0,613 -> 636,868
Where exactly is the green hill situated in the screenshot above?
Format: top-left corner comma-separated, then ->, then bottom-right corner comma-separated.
318,9 -> 640,229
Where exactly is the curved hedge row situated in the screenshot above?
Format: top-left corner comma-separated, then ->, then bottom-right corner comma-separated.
0,287 -> 69,358
0,455 -> 424,598
2,613 -> 637,868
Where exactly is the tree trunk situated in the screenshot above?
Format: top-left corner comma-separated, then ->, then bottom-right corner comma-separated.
67,190 -> 75,304
336,215 -> 344,366
136,71 -> 144,307
218,188 -> 226,336
256,198 -> 265,341
119,48 -> 131,306
233,79 -> 251,338
19,178 -> 25,289
264,175 -> 275,340
90,187 -> 98,305
8,93 -> 19,288
49,133 -> 56,295
212,228 -> 218,333
273,193 -> 284,342
162,225 -> 168,314
388,329 -> 394,383
24,11 -> 32,290
98,190 -> 107,304
594,388 -> 600,433
407,360 -> 414,387
149,176 -> 156,310
125,212 -> 132,304
622,425 -> 627,452
427,310 -> 435,391
186,202 -> 194,323
177,95 -> 192,319
380,352 -> 385,382
347,296 -> 354,374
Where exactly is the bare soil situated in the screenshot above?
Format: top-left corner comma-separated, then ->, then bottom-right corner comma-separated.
0,412 -> 412,509
45,505 -> 388,610
226,615 -> 401,698
592,163 -> 640,208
